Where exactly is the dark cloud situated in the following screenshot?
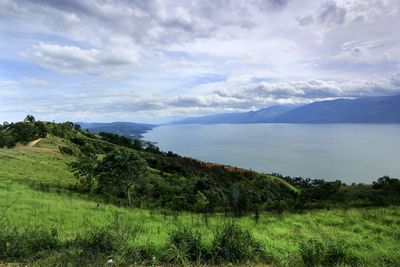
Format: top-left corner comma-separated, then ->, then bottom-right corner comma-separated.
255,0 -> 290,10
21,0 -> 95,15
391,72 -> 400,86
317,1 -> 346,25
351,47 -> 362,58
297,15 -> 314,26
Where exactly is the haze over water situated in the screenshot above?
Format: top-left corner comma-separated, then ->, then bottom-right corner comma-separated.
144,124 -> 400,184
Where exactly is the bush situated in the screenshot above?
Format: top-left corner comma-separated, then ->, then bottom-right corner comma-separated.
324,239 -> 348,265
74,228 -> 119,256
164,226 -> 203,264
72,222 -> 141,262
0,226 -> 59,260
299,238 -> 326,266
59,146 -> 74,155
299,238 -> 348,266
211,222 -> 265,264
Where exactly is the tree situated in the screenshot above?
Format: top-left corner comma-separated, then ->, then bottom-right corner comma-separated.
69,152 -> 98,192
133,139 -> 142,150
195,191 -> 209,213
373,176 -> 400,193
10,122 -> 37,144
73,124 -> 82,131
34,121 -> 48,138
95,148 -> 149,206
24,115 -> 36,123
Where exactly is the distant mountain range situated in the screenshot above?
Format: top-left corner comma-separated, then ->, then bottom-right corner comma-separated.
274,94 -> 400,123
170,105 -> 297,124
77,95 -> 400,138
172,95 -> 400,124
78,122 -> 155,138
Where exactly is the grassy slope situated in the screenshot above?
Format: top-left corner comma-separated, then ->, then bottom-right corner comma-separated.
1,137 -> 400,265
0,139 -> 75,187
1,181 -> 400,265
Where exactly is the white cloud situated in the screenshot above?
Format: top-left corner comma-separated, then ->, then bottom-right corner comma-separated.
24,43 -> 138,75
215,74 -> 400,102
22,77 -> 52,87
1,0 -> 400,121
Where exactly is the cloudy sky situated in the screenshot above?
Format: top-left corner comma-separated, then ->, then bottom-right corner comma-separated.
1,0 -> 400,123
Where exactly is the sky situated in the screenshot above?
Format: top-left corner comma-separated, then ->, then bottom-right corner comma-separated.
1,0 -> 400,123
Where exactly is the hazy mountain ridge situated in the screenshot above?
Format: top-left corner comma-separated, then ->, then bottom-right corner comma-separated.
75,95 -> 400,139
274,95 -> 400,123
171,95 -> 400,124
171,105 -> 297,124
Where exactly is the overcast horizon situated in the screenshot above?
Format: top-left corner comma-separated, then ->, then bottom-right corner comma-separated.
1,0 -> 400,123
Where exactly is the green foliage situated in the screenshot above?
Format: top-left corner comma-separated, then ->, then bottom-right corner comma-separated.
95,148 -> 149,205
279,173 -> 400,209
73,228 -> 120,256
164,226 -> 203,264
2,118 -> 400,266
24,115 -> 36,123
211,222 -> 264,264
373,176 -> 400,193
0,131 -> 14,148
0,118 -> 49,148
69,153 -> 98,192
299,238 -> 348,266
195,191 -> 209,213
0,226 -> 59,260
35,121 -> 48,138
1,180 -> 400,266
58,146 -> 74,155
2,118 -> 400,213
99,132 -> 133,148
324,239 -> 348,266
299,238 -> 326,266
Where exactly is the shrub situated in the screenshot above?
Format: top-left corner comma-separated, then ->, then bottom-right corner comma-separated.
211,222 -> 265,264
59,146 -> 74,155
164,226 -> 203,264
74,228 -> 119,256
0,226 -> 59,260
324,239 -> 348,265
134,243 -> 161,265
72,222 -> 141,262
299,238 -> 348,266
299,238 -> 326,266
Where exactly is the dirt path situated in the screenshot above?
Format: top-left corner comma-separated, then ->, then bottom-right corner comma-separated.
27,138 -> 42,147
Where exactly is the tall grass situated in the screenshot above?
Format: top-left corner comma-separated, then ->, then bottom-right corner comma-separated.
1,180 -> 400,266
1,145 -> 400,266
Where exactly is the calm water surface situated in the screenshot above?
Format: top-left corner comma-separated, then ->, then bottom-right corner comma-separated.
143,124 -> 400,183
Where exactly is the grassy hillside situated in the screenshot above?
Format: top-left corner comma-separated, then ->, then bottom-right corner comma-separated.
1,173 -> 399,265
1,121 -> 400,265
0,137 -> 398,266
0,140 -> 75,188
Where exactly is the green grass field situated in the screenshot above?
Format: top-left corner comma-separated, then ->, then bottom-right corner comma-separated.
1,140 -> 400,266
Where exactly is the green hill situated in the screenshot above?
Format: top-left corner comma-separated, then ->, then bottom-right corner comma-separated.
1,119 -> 400,266
0,120 -> 299,213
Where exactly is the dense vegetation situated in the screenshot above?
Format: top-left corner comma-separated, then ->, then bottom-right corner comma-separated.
1,116 -> 400,266
0,180 -> 399,266
1,116 -> 400,215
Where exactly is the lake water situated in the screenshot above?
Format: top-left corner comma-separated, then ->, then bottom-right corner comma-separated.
143,124 -> 400,183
